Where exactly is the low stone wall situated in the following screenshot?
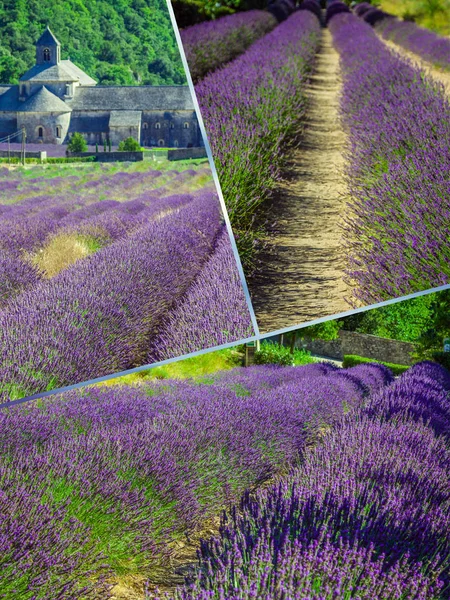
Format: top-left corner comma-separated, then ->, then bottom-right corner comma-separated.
67,151 -> 144,162
300,330 -> 415,365
168,147 -> 207,161
0,150 -> 47,160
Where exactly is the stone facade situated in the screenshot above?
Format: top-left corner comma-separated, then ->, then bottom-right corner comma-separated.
0,27 -> 201,148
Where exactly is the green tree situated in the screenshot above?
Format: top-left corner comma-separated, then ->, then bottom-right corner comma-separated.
0,0 -> 186,86
415,289 -> 450,358
67,132 -> 87,153
118,137 -> 142,151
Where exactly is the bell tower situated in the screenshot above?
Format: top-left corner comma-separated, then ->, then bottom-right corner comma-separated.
35,26 -> 61,66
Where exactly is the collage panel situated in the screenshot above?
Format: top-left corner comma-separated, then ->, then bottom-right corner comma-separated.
1,0 -> 450,599
1,286 -> 450,597
0,1 -> 256,405
171,0 -> 450,333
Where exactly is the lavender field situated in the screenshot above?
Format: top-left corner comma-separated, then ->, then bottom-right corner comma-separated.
0,359 -> 448,598
0,160 -> 253,402
177,2 -> 450,325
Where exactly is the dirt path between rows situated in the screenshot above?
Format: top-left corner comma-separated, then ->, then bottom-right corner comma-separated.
381,37 -> 450,94
248,28 -> 350,334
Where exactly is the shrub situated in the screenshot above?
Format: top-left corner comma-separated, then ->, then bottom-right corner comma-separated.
118,137 -> 142,152
343,354 -> 409,375
431,351 -> 450,370
254,341 -> 314,366
67,132 -> 87,153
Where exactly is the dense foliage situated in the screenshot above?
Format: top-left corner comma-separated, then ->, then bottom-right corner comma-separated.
0,0 -> 186,85
167,362 -> 450,598
0,361 -> 391,598
342,354 -> 409,374
0,163 -> 252,401
329,11 -> 450,305
254,341 -> 314,366
67,133 -> 88,153
195,10 -> 320,270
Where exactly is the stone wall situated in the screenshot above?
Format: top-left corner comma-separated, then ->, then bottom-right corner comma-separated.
168,147 -> 207,160
17,111 -> 71,144
300,330 -> 415,365
0,149 -> 47,160
141,110 -> 201,148
67,151 -> 144,162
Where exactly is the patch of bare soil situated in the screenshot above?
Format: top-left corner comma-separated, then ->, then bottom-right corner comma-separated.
381,37 -> 450,94
249,29 -> 350,334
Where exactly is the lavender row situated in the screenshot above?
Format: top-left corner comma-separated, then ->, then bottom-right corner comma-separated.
329,12 -> 450,305
170,362 -> 450,598
195,10 -> 320,268
375,15 -> 450,71
0,194 -> 222,401
0,363 -> 390,597
181,11 -> 277,83
149,227 -> 254,361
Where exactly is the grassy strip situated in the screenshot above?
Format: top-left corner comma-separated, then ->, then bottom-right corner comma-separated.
342,353 -> 409,375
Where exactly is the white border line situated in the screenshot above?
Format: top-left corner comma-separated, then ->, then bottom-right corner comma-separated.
3,284 -> 450,410
256,283 -> 450,338
0,334 -> 258,410
164,0 -> 260,337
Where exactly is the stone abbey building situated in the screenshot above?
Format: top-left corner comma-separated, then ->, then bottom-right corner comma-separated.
0,27 -> 202,147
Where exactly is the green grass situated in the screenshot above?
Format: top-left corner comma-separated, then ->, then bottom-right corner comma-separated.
99,347 -> 245,387
342,354 -> 410,375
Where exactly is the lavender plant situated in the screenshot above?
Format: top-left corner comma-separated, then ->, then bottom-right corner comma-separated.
180,11 -> 277,83
149,227 -> 254,361
0,362 -> 386,596
195,10 -> 321,268
167,362 -> 449,599
329,13 -> 450,305
0,163 -> 254,400
375,16 -> 450,71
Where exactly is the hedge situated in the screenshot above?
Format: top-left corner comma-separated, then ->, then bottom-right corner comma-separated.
343,354 -> 410,375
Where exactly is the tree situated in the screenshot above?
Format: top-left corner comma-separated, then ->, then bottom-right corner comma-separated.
118,137 -> 142,151
415,289 -> 450,359
67,132 -> 87,153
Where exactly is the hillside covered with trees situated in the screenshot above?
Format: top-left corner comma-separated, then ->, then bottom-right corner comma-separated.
0,0 -> 187,85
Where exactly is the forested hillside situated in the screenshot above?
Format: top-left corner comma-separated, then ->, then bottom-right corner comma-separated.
0,0 -> 187,85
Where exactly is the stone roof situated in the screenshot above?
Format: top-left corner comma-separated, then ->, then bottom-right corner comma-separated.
68,86 -> 194,111
16,86 -> 72,113
20,62 -> 78,83
109,110 -> 142,127
0,86 -> 20,111
60,61 -> 96,85
20,60 -> 96,85
37,26 -> 60,46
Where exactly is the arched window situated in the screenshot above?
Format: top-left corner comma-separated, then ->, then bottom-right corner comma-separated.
174,140 -> 179,147
183,122 -> 189,129
155,122 -> 161,129
38,126 -> 44,138
56,126 -> 62,138
43,48 -> 51,62
170,123 -> 175,129
65,84 -> 71,96
143,122 -> 148,130
158,139 -> 165,147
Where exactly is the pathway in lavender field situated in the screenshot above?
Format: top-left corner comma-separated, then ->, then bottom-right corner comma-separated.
249,29 -> 350,334
381,38 -> 450,94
